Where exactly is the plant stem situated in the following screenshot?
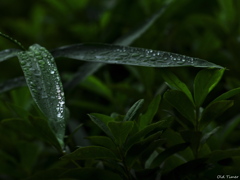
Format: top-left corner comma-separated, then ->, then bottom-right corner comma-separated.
0,32 -> 26,50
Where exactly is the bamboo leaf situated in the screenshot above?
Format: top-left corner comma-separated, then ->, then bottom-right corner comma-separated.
0,76 -> 26,94
51,43 -> 223,68
0,48 -> 21,62
17,44 -> 66,148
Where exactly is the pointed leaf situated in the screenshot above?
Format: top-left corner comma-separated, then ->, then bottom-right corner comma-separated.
126,120 -> 168,150
150,143 -> 189,168
211,87 -> 240,104
17,44 -> 66,147
115,4 -> 169,46
164,90 -> 195,125
124,99 -> 144,121
139,94 -> 161,129
160,69 -> 193,103
108,121 -> 134,146
51,43 -> 223,68
61,146 -> 118,160
200,100 -> 234,129
60,5 -> 169,92
0,48 -> 21,62
194,68 -> 225,108
86,136 -> 116,150
88,113 -> 114,139
201,126 -> 220,145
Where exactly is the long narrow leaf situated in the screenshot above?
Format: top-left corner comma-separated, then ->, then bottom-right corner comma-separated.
0,48 -> 21,62
51,43 -> 223,68
115,4 -> 169,46
0,76 -> 26,94
17,44 -> 66,148
60,5 -> 169,92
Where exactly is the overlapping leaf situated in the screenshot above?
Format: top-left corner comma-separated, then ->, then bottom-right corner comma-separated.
51,43 -> 223,69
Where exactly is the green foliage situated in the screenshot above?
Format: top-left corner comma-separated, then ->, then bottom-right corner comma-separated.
1,0 -> 240,179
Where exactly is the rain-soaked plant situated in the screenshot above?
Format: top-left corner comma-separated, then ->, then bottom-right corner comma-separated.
1,2 -> 240,179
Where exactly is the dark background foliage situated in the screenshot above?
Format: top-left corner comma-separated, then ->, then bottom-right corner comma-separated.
1,0 -> 240,179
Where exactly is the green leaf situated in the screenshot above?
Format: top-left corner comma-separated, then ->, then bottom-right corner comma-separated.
17,44 -> 66,148
211,87 -> 240,104
51,43 -> 223,68
160,69 -> 193,103
115,4 -> 169,46
219,115 -> 240,146
207,148 -> 240,163
124,99 -> 144,121
61,146 -> 118,160
61,168 -> 123,180
0,48 -> 21,62
200,100 -> 234,129
200,126 -> 220,145
0,76 -> 26,94
80,76 -> 112,100
150,143 -> 189,168
139,94 -> 161,129
126,120 -> 167,150
29,116 -> 62,152
86,136 -> 116,150
164,90 -> 195,125
126,131 -> 163,167
61,4 -> 169,92
194,69 -> 225,108
88,113 -> 114,139
108,121 -> 134,146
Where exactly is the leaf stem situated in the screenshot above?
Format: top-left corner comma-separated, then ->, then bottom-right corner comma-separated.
0,32 -> 26,50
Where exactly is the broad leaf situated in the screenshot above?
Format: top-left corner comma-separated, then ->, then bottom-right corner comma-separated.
108,121 -> 134,146
126,131 -> 163,167
160,69 -> 193,103
0,48 -> 21,62
61,168 -> 123,180
61,146 -> 118,160
164,90 -> 196,125
200,100 -> 234,129
150,143 -> 189,168
126,120 -> 167,150
17,44 -> 66,148
139,94 -> 161,130
124,99 -> 144,121
88,113 -> 115,140
51,43 -> 223,68
194,68 -> 225,108
207,148 -> 240,163
86,136 -> 116,150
